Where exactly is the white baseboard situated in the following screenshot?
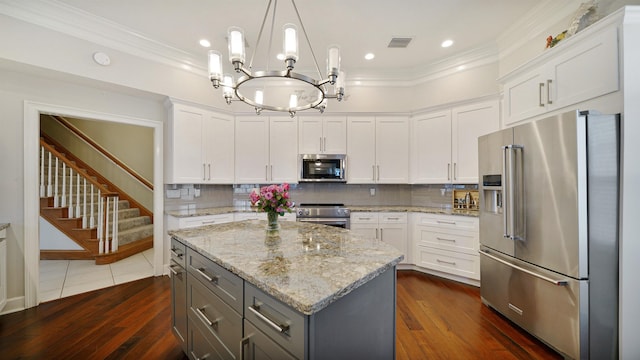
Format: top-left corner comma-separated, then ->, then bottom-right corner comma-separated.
397,264 -> 480,287
0,296 -> 26,315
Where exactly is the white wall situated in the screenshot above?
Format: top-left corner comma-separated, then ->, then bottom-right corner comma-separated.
0,66 -> 164,312
39,217 -> 82,250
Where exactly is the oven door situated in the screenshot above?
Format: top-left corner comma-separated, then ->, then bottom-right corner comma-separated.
296,217 -> 350,229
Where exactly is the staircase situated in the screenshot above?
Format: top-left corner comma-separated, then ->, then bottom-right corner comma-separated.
39,133 -> 153,265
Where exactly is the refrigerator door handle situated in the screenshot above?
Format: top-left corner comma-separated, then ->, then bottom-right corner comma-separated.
479,249 -> 569,286
502,144 -> 523,241
502,145 -> 510,239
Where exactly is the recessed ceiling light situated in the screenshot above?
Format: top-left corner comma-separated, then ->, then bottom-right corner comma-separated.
457,65 -> 466,71
364,53 -> 375,60
441,39 -> 454,48
199,39 -> 211,48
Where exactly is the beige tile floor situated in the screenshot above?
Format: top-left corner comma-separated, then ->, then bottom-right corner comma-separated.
39,248 -> 155,302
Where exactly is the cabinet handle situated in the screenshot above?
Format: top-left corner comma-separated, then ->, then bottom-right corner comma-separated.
270,165 -> 273,181
436,220 -> 457,225
240,335 -> 251,360
380,228 -> 383,241
453,163 -> 457,180
201,220 -> 217,225
320,137 -> 323,152
546,79 -> 553,104
191,266 -> 219,283
190,350 -> 210,360
208,163 -> 211,180
323,137 -> 327,152
377,165 -> 380,181
437,258 -> 457,265
436,236 -> 456,242
195,307 -> 220,328
539,83 -> 545,107
203,163 -> 206,181
169,264 -> 183,275
387,217 -> 399,220
170,248 -> 183,258
372,165 -> 376,181
447,163 -> 451,180
248,304 -> 290,333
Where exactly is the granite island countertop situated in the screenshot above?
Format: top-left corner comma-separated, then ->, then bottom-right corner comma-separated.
168,220 -> 403,315
166,205 -> 478,218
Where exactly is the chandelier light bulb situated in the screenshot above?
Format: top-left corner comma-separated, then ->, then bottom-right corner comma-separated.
283,23 -> 299,68
289,94 -> 298,108
208,50 -> 223,85
327,45 -> 340,82
255,90 -> 264,105
228,27 -> 246,67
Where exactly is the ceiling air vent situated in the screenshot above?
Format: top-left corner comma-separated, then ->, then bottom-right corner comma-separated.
387,37 -> 413,48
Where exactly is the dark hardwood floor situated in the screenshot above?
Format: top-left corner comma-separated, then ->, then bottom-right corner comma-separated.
0,271 -> 561,359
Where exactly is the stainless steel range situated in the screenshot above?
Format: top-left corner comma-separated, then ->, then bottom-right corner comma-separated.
296,203 -> 351,229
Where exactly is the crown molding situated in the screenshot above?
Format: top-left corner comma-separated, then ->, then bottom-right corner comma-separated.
0,0 -> 207,76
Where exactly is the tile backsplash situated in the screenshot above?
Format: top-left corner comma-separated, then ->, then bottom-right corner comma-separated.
164,183 -> 478,211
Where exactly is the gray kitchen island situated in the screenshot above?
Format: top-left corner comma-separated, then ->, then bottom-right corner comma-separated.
168,220 -> 403,360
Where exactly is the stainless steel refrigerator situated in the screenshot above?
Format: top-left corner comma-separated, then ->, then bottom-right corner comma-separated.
478,110 -> 619,359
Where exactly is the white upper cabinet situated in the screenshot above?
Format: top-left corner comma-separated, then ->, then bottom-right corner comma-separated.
451,101 -> 500,183
235,116 -> 298,184
347,116 -> 409,184
298,116 -> 347,154
502,24 -> 619,125
165,102 -> 235,184
411,110 -> 452,184
411,100 -> 499,184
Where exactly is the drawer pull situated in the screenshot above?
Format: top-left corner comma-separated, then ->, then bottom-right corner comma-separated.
386,217 -> 400,220
201,220 -> 217,224
436,237 -> 456,242
168,264 -> 183,275
248,305 -> 290,334
436,220 -> 456,225
195,307 -> 220,328
436,259 -> 456,265
192,266 -> 219,283
170,249 -> 183,258
240,335 -> 251,360
190,350 -> 210,360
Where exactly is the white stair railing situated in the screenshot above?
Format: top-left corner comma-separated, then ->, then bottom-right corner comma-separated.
40,140 -> 119,255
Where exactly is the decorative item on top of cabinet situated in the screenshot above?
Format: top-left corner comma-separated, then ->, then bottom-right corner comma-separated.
502,19 -> 619,125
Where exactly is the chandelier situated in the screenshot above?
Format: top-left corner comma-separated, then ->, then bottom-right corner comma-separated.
207,0 -> 345,117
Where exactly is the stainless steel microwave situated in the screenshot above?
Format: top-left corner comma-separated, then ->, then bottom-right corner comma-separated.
299,154 -> 346,182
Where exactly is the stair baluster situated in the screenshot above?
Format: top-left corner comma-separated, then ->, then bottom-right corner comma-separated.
98,189 -> 103,252
53,157 -> 59,208
61,162 -> 67,208
68,167 -> 74,218
89,184 -> 95,228
46,151 -> 53,197
111,195 -> 119,252
75,174 -> 81,220
82,178 -> 87,229
104,196 -> 110,253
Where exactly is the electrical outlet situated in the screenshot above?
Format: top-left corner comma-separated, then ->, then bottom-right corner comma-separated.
370,188 -> 376,196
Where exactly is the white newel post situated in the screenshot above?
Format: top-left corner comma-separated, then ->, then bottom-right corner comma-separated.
112,196 -> 119,252
105,196 -> 110,254
40,146 -> 45,197
82,178 -> 87,229
98,191 -> 103,254
75,174 -> 81,219
68,168 -> 74,218
53,157 -> 59,207
46,152 -> 52,197
61,162 -> 67,207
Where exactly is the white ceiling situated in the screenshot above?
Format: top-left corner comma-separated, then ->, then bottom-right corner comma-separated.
51,0 -> 541,81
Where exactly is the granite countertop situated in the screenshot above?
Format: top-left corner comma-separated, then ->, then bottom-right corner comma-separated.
0,223 -> 9,231
169,220 -> 404,315
166,205 -> 478,218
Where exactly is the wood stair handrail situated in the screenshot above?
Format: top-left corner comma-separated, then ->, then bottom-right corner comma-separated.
40,139 -> 117,197
50,115 -> 154,191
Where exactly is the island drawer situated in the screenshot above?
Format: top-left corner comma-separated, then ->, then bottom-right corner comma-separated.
188,275 -> 242,359
187,316 -> 230,360
170,237 -> 186,268
187,249 -> 244,314
244,282 -> 305,360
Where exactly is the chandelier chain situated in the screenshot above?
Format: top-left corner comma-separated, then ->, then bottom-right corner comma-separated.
290,0 -> 323,81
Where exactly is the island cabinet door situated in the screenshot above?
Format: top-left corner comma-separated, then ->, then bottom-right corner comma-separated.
242,319 -> 298,360
170,260 -> 187,354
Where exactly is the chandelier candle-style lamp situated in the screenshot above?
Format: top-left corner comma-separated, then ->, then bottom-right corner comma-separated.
207,0 -> 345,117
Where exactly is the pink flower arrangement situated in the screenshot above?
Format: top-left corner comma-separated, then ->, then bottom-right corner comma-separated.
249,183 -> 294,215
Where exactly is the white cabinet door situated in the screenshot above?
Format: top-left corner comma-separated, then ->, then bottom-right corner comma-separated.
451,100 -> 499,184
166,105 -> 206,183
298,117 -> 323,154
298,116 -> 346,154
322,116 -> 347,154
375,117 -> 409,183
347,117 -> 376,183
269,116 -> 298,183
411,110 -> 451,184
351,212 -> 408,264
203,114 -> 235,183
503,69 -> 548,125
235,116 -> 269,183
